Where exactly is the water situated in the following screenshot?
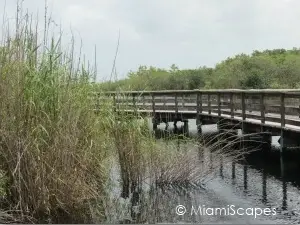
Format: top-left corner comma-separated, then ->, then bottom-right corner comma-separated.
142,119 -> 300,224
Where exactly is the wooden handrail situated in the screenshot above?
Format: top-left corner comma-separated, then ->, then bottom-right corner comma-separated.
101,89 -> 300,96
97,89 -> 300,130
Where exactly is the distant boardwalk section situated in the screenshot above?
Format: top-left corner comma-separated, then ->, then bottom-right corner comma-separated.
101,89 -> 300,149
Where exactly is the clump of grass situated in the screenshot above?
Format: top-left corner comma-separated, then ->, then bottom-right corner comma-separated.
148,139 -> 212,188
0,3 -> 113,223
147,121 -> 258,188
110,109 -> 151,198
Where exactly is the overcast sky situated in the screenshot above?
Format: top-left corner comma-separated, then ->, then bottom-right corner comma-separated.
1,0 -> 300,81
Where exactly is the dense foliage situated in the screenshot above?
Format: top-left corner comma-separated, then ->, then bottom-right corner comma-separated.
100,48 -> 300,91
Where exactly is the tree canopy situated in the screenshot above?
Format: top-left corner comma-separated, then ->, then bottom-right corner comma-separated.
99,48 -> 300,91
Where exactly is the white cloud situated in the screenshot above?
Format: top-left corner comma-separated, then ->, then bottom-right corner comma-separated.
0,0 -> 300,81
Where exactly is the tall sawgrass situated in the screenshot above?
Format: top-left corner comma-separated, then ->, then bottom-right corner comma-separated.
0,3 -> 113,223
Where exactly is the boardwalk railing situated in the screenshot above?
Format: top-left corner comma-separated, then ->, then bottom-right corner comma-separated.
97,89 -> 300,130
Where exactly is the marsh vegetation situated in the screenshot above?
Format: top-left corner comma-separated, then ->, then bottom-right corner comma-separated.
0,3 -> 258,224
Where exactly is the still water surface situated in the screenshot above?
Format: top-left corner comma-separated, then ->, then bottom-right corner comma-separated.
151,119 -> 300,223
109,119 -> 300,224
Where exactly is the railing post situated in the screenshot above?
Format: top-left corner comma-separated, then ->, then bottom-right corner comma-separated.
279,92 -> 285,158
152,93 -> 158,129
217,92 -> 221,116
199,92 -> 203,113
197,92 -> 200,114
125,94 -> 129,111
142,95 -> 145,108
241,92 -> 246,120
182,94 -> 185,108
260,93 -> 265,124
132,93 -> 137,115
175,92 -> 178,117
280,93 -> 285,127
152,93 -> 155,114
208,93 -> 211,114
230,92 -> 234,118
132,93 -> 136,107
196,92 -> 201,129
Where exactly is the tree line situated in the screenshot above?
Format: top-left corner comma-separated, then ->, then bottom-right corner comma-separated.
99,48 -> 300,91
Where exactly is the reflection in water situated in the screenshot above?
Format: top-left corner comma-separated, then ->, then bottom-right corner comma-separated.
144,119 -> 300,224
280,151 -> 285,181
131,190 -> 141,222
280,153 -> 287,211
198,144 -> 204,163
129,184 -> 264,224
153,124 -> 189,139
210,148 -> 213,171
243,165 -> 248,193
282,178 -> 288,211
232,162 -> 236,181
219,156 -> 224,179
125,179 -> 298,224
262,168 -> 267,204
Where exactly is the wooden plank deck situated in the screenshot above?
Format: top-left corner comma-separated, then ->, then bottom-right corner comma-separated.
100,89 -> 300,134
121,108 -> 300,132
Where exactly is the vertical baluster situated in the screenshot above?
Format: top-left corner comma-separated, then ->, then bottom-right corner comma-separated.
230,92 -> 234,118
217,92 -> 221,116
132,93 -> 137,115
242,92 -> 246,120
208,93 -> 211,114
175,92 -> 178,116
152,93 -> 155,114
199,92 -> 203,113
142,95 -> 145,109
197,92 -> 200,115
261,93 -> 265,124
196,92 -> 201,130
280,93 -> 285,127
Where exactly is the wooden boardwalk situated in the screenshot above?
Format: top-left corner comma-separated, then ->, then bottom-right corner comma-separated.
100,89 -> 300,147
101,90 -> 300,128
